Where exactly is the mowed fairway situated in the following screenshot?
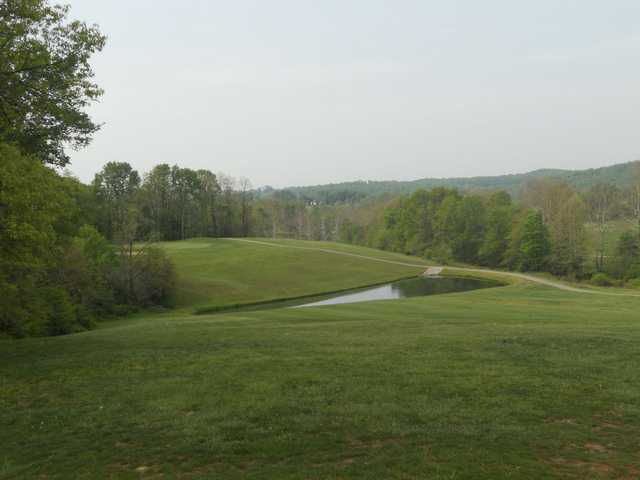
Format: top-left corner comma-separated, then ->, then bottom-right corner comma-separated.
159,238 -> 426,310
2,241 -> 640,479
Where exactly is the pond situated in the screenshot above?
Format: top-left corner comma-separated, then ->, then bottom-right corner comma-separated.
293,276 -> 502,308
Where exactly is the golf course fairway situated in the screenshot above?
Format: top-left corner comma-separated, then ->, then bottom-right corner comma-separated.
1,239 -> 639,479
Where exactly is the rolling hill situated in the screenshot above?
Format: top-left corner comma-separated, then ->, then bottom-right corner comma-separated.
2,239 -> 640,478
281,160 -> 639,202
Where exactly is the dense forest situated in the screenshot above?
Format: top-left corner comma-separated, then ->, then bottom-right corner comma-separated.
261,175 -> 640,282
83,160 -> 640,286
2,1 -> 640,339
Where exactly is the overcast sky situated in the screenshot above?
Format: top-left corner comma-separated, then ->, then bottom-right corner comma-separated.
66,0 -> 640,188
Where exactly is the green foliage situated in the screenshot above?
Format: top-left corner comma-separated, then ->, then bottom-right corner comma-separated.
0,143 -> 177,337
380,188 -> 464,258
611,231 -> 640,280
58,225 -> 118,315
92,162 -> 141,239
451,196 -> 486,262
119,246 -> 176,308
0,143 -> 68,335
479,202 -> 513,267
502,211 -> 526,270
519,211 -> 551,272
0,0 -> 105,166
374,188 -> 518,267
41,286 -> 76,336
590,272 -> 614,287
282,160 -> 640,202
92,163 -> 255,243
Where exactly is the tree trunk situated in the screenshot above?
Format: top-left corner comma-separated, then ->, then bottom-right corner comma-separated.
127,240 -> 134,302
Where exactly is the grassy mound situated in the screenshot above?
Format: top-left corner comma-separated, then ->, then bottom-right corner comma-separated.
159,238 -> 426,310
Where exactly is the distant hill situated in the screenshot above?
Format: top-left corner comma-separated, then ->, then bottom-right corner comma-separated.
281,160 -> 639,203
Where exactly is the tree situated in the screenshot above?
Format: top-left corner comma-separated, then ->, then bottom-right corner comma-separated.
612,231 -> 640,280
585,183 -> 619,271
0,1 -> 106,166
196,169 -> 221,237
503,211 -> 527,270
549,195 -> 587,276
60,225 -> 117,318
170,166 -> 199,240
521,178 -> 574,226
238,177 -> 252,237
519,211 -> 551,272
629,162 -> 640,237
479,193 -> 513,267
0,142 -> 68,335
140,164 -> 172,239
451,196 -> 486,263
216,173 -> 236,237
93,162 -> 140,239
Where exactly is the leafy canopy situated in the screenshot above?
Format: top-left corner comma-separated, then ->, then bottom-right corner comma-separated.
0,0 -> 106,166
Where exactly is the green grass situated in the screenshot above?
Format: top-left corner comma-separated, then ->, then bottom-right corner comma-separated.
159,238 -> 426,310
2,240 -> 640,479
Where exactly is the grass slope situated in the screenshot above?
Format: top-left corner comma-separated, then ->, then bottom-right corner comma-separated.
160,238 -> 426,310
2,241 -> 640,479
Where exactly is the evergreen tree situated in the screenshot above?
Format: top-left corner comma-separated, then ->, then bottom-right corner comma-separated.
519,211 -> 551,272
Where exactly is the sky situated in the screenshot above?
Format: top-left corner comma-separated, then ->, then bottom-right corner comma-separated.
66,0 -> 640,188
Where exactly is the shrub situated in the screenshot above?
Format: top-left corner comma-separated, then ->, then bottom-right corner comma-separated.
112,246 -> 176,308
627,278 -> 640,289
42,287 -> 77,336
425,244 -> 453,265
132,247 -> 176,307
591,273 -> 614,287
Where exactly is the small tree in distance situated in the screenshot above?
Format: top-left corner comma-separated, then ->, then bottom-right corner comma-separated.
520,211 -> 551,272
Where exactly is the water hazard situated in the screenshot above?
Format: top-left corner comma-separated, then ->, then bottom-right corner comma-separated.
294,276 -> 501,308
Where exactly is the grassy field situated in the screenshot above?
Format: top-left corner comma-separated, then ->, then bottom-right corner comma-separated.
2,239 -> 640,479
158,238 -> 426,310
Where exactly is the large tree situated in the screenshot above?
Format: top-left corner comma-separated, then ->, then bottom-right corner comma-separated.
0,0 -> 105,166
0,142 -> 74,335
92,162 -> 140,240
549,195 -> 587,276
478,192 -> 513,267
585,183 -> 619,271
519,211 -> 551,272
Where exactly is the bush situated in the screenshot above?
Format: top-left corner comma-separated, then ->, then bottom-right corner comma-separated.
424,244 -> 453,265
42,287 -> 77,336
590,273 -> 614,287
627,278 -> 640,289
112,246 -> 176,308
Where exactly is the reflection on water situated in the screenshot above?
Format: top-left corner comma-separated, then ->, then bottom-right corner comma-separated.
295,276 -> 500,308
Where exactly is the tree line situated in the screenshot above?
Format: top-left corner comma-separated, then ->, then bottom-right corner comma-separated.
327,175 -> 640,283
3,1 -> 639,339
89,162 -> 252,242
245,173 -> 640,284
86,162 -> 364,245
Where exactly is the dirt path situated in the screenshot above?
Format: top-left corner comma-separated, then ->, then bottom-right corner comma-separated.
229,238 -> 640,297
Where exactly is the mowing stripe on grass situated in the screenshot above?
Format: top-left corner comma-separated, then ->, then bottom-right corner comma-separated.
228,238 -> 640,298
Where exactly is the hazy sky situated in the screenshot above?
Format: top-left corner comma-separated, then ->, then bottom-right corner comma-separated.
66,0 -> 640,188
